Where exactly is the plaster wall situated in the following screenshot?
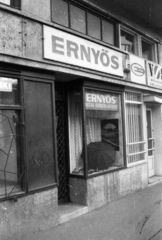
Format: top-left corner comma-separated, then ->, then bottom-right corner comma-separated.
0,188 -> 58,240
70,163 -> 148,211
22,0 -> 51,22
0,10 -> 42,60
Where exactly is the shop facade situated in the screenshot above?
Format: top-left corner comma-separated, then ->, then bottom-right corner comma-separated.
0,0 -> 162,238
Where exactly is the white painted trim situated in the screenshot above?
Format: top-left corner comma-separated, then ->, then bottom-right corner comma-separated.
127,160 -> 147,167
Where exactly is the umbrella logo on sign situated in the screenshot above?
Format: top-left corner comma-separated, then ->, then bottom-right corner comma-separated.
131,63 -> 145,76
103,123 -> 116,130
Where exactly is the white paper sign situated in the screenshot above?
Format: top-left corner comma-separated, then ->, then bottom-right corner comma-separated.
43,26 -> 123,77
0,78 -> 12,92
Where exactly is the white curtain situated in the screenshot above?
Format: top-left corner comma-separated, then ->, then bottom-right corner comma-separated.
69,95 -> 101,171
86,117 -> 101,144
126,102 -> 143,163
69,95 -> 83,171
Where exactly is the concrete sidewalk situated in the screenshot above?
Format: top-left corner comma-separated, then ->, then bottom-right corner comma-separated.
22,182 -> 162,240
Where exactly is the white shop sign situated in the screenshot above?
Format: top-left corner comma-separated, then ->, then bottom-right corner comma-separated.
85,93 -> 119,111
130,55 -> 146,85
146,61 -> 162,89
43,26 -> 123,77
0,78 -> 12,92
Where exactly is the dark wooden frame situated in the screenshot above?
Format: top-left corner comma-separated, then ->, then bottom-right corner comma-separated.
68,79 -> 126,180
0,64 -> 57,202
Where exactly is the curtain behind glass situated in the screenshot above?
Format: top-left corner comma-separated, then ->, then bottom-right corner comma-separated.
69,94 -> 83,172
126,103 -> 144,163
69,94 -> 101,173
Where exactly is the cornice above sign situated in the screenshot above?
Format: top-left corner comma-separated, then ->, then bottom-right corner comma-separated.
43,26 -> 123,77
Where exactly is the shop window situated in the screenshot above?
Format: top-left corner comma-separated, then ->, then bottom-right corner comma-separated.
68,88 -> 124,176
0,0 -> 20,8
87,13 -> 101,40
102,20 -> 115,45
0,74 -> 56,200
120,29 -> 137,54
24,81 -> 56,190
70,5 -> 86,34
0,77 -> 23,199
141,39 -> 154,61
85,89 -> 124,175
125,92 -> 145,164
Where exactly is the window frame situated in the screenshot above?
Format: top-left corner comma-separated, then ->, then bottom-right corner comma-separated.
120,26 -> 139,55
120,25 -> 158,63
0,72 -> 24,200
0,69 -> 57,202
68,83 -> 126,180
140,36 -> 157,62
124,91 -> 146,167
51,0 -> 117,47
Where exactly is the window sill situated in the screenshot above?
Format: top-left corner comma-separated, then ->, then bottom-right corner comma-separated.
0,184 -> 57,202
70,165 -> 126,179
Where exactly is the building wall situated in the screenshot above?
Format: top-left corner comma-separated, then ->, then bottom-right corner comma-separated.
0,188 -> 58,240
70,163 -> 148,211
152,105 -> 162,176
0,0 -> 161,238
0,10 -> 42,60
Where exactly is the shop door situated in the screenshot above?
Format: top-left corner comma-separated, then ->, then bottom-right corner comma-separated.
146,109 -> 155,177
56,100 -> 69,203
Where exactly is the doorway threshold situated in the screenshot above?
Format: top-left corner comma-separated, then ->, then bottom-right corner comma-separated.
58,203 -> 88,225
149,175 -> 162,186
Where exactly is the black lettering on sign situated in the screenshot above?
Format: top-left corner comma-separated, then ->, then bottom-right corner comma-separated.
67,40 -> 79,59
91,48 -> 100,64
52,35 -> 64,55
80,45 -> 91,62
100,52 -> 110,67
111,56 -> 119,69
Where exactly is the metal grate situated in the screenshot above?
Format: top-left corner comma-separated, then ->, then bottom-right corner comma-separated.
56,101 -> 69,202
0,112 -> 25,199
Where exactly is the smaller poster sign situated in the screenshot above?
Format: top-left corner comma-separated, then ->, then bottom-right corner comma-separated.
85,93 -> 119,111
130,55 -> 146,85
0,78 -> 12,92
146,61 -> 162,89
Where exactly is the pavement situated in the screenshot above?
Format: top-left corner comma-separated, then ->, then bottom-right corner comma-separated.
23,182 -> 162,240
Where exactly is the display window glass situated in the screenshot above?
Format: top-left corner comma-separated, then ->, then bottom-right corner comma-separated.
0,74 -> 56,200
0,77 -> 23,199
68,88 -> 124,177
24,81 -> 56,190
85,89 -> 124,175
